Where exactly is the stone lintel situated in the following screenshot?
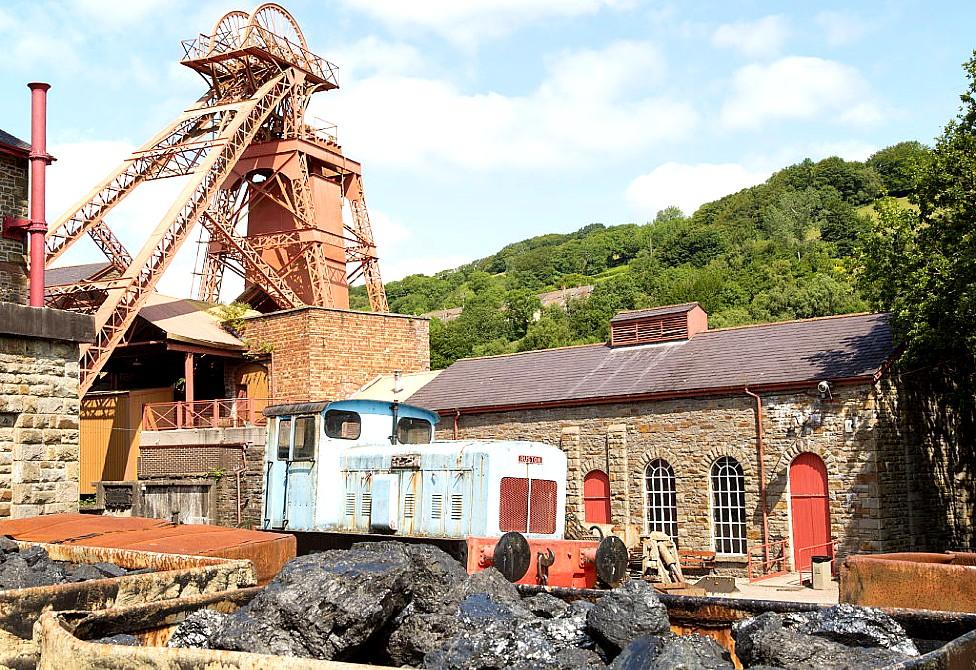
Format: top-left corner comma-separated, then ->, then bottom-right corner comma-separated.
0,303 -> 94,343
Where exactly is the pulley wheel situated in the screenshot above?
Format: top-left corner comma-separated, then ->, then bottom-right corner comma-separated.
596,535 -> 629,587
493,532 -> 531,583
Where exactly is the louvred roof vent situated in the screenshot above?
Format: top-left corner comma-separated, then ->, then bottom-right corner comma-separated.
609,303 -> 708,347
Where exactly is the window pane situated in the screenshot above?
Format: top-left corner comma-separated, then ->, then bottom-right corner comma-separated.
293,416 -> 316,460
276,419 -> 291,460
325,410 -> 361,440
710,456 -> 746,555
644,459 -> 678,542
397,417 -> 432,444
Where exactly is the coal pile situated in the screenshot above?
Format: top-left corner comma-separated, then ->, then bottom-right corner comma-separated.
158,545 -> 929,669
178,542 -> 731,668
0,537 -> 142,590
732,604 -> 920,670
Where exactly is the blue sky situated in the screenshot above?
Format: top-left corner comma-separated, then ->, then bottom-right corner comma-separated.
0,0 -> 973,298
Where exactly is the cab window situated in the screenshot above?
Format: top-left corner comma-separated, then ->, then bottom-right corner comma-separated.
397,417 -> 432,444
325,410 -> 361,440
293,416 -> 317,460
276,418 -> 291,460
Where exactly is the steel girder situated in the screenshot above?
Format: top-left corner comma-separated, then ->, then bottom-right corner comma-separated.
78,73 -> 294,394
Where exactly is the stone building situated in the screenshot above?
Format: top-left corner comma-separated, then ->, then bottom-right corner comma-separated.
410,303 -> 909,574
0,128 -> 93,518
0,130 -> 29,304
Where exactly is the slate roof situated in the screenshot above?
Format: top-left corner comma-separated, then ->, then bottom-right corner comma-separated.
0,129 -> 29,155
409,312 -> 895,413
139,293 -> 246,351
45,262 -> 113,287
610,302 -> 699,323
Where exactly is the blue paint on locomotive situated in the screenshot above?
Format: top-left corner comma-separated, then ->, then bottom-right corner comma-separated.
261,398 -> 566,540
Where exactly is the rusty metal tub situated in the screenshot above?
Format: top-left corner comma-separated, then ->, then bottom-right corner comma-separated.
33,585 -> 976,670
0,541 -> 255,668
841,552 -> 976,613
35,590 -> 394,670
0,514 -> 295,585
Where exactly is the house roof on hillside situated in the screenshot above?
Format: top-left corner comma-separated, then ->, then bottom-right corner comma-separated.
409,312 -> 895,413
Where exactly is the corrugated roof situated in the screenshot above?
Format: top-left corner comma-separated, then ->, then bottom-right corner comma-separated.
0,129 -> 29,154
409,313 -> 895,412
610,302 -> 699,323
45,262 -> 113,287
352,371 -> 442,401
139,293 -> 246,351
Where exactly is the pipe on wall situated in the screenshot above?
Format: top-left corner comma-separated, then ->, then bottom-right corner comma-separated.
745,387 -> 770,567
27,82 -> 52,308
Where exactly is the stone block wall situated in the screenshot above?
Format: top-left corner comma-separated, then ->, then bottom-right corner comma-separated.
0,153 -> 28,305
447,382 -> 912,573
241,306 -> 430,400
0,336 -> 82,517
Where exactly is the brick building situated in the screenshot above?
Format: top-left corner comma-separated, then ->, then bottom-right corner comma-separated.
0,128 -> 93,518
410,303 -> 916,574
129,305 -> 431,527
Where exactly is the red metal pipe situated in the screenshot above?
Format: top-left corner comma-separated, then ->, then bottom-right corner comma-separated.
453,409 -> 460,440
27,82 -> 51,308
745,387 -> 770,569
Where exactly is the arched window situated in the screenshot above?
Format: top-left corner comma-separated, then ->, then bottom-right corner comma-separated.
644,459 -> 677,540
710,456 -> 747,555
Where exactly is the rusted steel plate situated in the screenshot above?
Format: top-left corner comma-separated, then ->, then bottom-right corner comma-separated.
0,514 -> 295,585
842,554 -> 976,614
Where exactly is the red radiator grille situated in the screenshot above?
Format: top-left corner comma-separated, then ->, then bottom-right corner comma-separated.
498,477 -> 557,534
529,479 -> 557,534
499,477 -> 528,532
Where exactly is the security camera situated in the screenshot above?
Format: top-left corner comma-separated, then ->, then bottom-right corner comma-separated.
817,380 -> 832,399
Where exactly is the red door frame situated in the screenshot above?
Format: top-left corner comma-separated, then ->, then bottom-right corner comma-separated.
583,470 -> 611,524
789,452 -> 832,571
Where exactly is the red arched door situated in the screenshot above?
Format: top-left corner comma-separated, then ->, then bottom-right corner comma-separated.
583,470 -> 611,524
789,453 -> 832,571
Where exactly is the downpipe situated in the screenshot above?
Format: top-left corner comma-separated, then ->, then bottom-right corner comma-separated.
745,387 -> 770,568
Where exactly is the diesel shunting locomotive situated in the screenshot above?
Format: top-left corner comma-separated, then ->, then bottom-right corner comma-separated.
261,399 -> 628,587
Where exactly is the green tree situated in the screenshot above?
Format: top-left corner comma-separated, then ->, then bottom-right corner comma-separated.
517,307 -> 575,352
505,289 -> 542,338
866,141 -> 932,197
858,54 -> 976,363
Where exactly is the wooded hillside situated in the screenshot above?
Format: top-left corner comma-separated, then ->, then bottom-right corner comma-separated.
350,142 -> 930,369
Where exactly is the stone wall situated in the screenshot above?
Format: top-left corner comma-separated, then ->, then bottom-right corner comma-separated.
241,306 -> 430,400
0,304 -> 93,517
447,382 -> 912,572
0,153 -> 28,305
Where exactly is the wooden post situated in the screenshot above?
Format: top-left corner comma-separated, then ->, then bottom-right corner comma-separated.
184,352 -> 195,404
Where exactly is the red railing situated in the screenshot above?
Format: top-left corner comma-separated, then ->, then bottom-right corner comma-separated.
747,539 -> 791,582
143,398 -> 290,431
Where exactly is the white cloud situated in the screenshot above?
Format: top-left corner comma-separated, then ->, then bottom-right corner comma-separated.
338,0 -> 633,42
720,56 -> 881,129
316,40 -> 695,171
816,11 -> 868,47
47,141 -> 197,298
331,37 -> 426,80
67,0 -> 174,27
626,162 -> 771,218
712,15 -> 790,58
